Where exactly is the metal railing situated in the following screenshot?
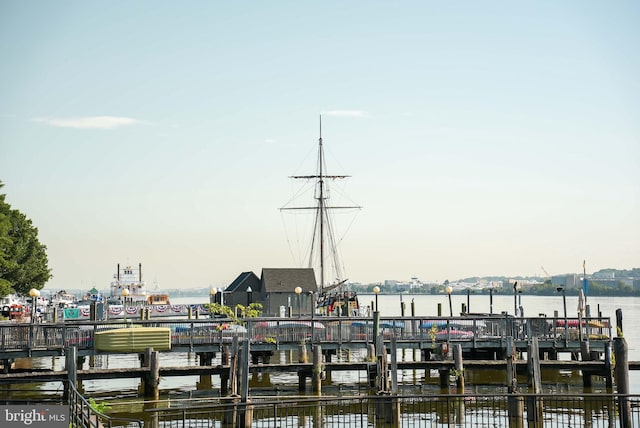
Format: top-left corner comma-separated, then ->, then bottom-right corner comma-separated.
143,393 -> 639,428
68,380 -> 143,428
0,315 -> 612,355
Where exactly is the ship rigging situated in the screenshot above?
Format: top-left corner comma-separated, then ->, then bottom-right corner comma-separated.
280,116 -> 361,312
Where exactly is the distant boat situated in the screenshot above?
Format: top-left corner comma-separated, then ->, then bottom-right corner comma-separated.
49,290 -> 77,308
110,263 -> 148,303
109,263 -> 170,305
281,116 -> 363,317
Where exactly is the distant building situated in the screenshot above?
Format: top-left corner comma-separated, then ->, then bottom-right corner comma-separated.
551,274 -> 578,288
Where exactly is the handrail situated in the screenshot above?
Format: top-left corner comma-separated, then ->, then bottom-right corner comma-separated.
0,315 -> 613,355
67,380 -> 143,428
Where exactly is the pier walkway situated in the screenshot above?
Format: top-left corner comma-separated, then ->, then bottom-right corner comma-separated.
0,314 -> 612,363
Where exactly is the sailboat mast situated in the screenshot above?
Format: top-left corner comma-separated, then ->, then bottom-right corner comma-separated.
318,116 -> 325,290
281,116 -> 361,291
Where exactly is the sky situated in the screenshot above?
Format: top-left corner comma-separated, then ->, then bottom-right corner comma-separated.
1,1 -> 639,292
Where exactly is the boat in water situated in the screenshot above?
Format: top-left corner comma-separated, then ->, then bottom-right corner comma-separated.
281,117 -> 363,316
110,263 -> 148,303
108,263 -> 169,304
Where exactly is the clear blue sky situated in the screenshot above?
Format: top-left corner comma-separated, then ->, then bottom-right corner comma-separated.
1,1 -> 638,291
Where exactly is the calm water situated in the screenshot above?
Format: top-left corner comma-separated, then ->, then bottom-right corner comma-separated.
9,294 -> 640,400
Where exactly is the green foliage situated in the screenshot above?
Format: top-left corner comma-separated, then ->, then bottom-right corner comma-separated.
428,323 -> 438,349
0,182 -> 52,297
206,303 -> 235,318
204,302 -> 263,325
236,302 -> 263,319
88,397 -> 111,414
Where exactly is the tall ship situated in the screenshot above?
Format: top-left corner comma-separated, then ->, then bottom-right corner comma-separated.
281,117 -> 362,316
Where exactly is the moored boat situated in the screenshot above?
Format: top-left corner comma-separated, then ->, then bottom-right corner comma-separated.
281,117 -> 363,316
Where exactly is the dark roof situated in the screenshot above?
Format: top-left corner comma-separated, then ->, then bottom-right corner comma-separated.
261,268 -> 317,293
226,271 -> 260,292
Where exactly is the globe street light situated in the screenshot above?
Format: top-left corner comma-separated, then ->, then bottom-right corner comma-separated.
209,287 -> 217,304
29,288 -> 40,323
373,286 -> 380,312
445,286 -> 453,317
295,286 -> 302,317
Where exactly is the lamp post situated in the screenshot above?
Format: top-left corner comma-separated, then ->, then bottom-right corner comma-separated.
557,286 -> 567,321
373,286 -> 380,312
29,288 -> 40,323
295,286 -> 302,317
210,287 -> 217,305
445,285 -> 453,317
247,286 -> 253,306
122,288 -> 130,322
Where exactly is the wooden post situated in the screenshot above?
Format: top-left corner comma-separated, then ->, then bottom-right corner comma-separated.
144,350 -> 160,400
581,340 -> 592,388
63,346 -> 77,400
616,309 -> 623,335
506,337 -> 523,428
527,338 -> 543,427
376,335 -> 388,391
439,369 -> 449,389
437,303 -> 442,317
614,337 -> 631,428
453,344 -> 464,392
298,343 -> 308,363
229,337 -> 239,396
387,338 -> 396,394
198,352 -> 213,390
453,343 -> 465,425
312,345 -> 322,394
604,344 -> 613,390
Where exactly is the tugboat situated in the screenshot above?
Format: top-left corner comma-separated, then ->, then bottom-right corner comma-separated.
281,117 -> 363,316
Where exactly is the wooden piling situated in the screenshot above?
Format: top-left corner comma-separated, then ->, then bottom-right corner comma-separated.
198,352 -> 214,390
453,344 -> 464,392
312,345 -> 322,394
228,337 -> 239,396
506,337 -> 524,428
142,349 -> 160,400
604,344 -> 613,390
527,338 -> 543,427
63,346 -> 77,400
298,343 -> 308,363
614,336 -> 631,428
580,340 -> 592,388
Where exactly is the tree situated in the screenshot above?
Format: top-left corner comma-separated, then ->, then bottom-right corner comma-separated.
0,181 -> 52,297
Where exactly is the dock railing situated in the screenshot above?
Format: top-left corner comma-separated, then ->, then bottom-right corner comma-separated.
140,392 -> 640,428
67,380 -> 143,428
0,314 -> 612,357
